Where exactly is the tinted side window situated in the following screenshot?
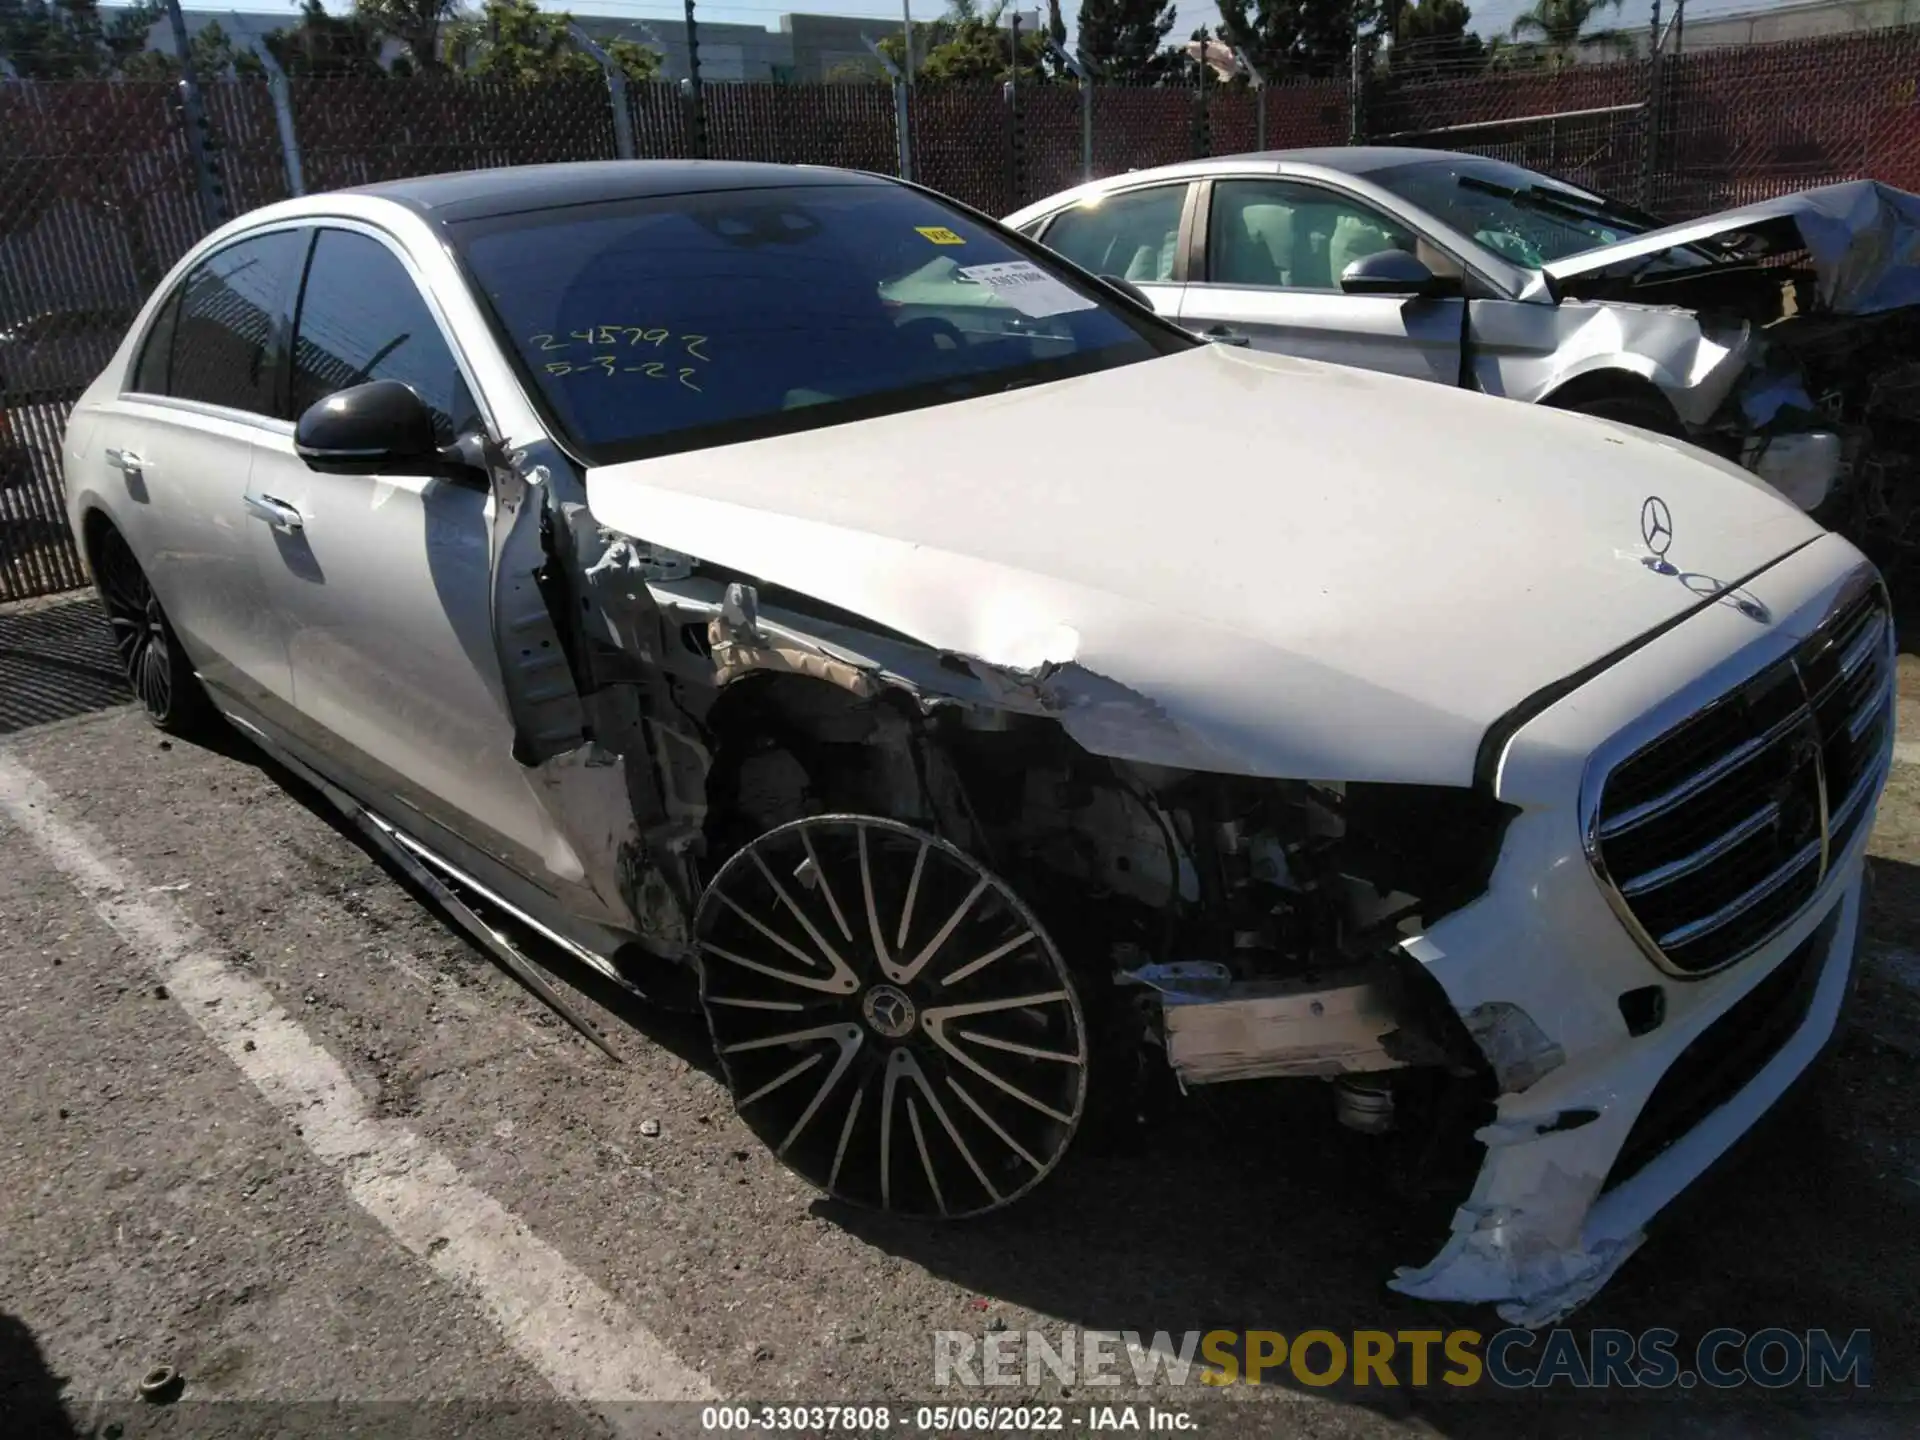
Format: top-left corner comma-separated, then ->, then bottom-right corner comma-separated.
1207,180 -> 1420,291
169,230 -> 304,414
132,288 -> 182,395
291,229 -> 475,443
1041,186 -> 1187,284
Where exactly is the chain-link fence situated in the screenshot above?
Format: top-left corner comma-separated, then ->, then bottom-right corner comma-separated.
9,25 -> 1920,601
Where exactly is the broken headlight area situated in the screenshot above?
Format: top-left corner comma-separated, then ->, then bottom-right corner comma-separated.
930,730 -> 1512,1123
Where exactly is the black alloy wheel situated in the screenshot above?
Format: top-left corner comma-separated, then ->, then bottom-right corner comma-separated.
93,525 -> 209,733
696,815 -> 1088,1218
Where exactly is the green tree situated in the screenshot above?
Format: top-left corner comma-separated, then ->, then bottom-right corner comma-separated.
1215,0 -> 1379,81
118,17 -> 266,79
442,0 -> 660,81
264,0 -> 386,78
879,0 -> 1045,83
353,0 -> 456,73
1508,0 -> 1628,60
1075,0 -> 1177,83
0,0 -> 161,78
1387,0 -> 1481,77
822,55 -> 887,84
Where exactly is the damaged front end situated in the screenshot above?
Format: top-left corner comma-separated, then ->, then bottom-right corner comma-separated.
1545,179 -> 1920,534
464,348 -> 1871,1328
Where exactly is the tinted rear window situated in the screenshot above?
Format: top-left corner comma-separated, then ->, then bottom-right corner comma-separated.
455,183 -> 1185,464
168,229 -> 305,415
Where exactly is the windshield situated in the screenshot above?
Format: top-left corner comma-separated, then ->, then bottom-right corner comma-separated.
1368,157 -> 1678,269
455,182 -> 1187,464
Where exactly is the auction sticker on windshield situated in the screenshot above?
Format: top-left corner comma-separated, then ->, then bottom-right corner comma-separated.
957,261 -> 1098,318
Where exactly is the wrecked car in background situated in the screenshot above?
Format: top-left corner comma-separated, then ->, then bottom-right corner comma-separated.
62,160 -> 1893,1326
1009,150 -> 1920,529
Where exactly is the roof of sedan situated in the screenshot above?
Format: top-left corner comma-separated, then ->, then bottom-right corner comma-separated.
1222,146 -> 1473,173
345,160 -> 893,223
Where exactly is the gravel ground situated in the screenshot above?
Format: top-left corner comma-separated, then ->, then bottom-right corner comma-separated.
2,596 -> 1918,1439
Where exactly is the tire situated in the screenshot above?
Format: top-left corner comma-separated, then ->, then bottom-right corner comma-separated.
1552,387 -> 1683,438
91,523 -> 215,736
694,814 -> 1088,1219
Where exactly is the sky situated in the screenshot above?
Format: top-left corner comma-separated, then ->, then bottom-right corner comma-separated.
136,0 -> 1798,49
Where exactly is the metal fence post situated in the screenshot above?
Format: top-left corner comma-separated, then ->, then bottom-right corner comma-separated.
163,0 -> 228,228
683,0 -> 707,158
1348,40 -> 1364,144
1640,0 -> 1665,208
256,48 -> 305,196
571,23 -> 635,159
1045,39 -> 1092,182
863,35 -> 911,181
1234,47 -> 1268,150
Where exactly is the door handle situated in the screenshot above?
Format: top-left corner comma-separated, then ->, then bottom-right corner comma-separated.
244,491 -> 304,532
1201,325 -> 1251,348
104,447 -> 143,474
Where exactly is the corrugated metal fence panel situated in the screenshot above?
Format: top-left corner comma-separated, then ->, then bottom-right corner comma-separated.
0,80 -> 209,603
1658,28 -> 1920,216
2,393 -> 89,600
1369,57 -> 1651,203
910,85 -> 1014,217
706,82 -> 901,174
290,77 -> 620,192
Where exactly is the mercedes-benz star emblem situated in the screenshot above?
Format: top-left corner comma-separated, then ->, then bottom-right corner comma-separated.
861,984 -> 917,1039
1640,495 -> 1675,562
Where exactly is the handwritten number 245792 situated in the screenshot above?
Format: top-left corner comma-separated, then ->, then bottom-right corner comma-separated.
529,328 -> 710,360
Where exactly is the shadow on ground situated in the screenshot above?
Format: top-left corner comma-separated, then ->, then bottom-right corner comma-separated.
0,1311 -> 77,1438
0,595 -> 128,736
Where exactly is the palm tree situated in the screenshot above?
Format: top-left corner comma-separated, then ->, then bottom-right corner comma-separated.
1508,0 -> 1631,62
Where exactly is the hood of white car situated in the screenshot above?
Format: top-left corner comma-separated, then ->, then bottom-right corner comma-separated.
583,343 -> 1823,785
1544,179 -> 1920,315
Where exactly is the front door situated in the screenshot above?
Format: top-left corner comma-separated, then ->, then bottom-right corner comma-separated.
246,223 -> 561,875
1180,178 -> 1465,386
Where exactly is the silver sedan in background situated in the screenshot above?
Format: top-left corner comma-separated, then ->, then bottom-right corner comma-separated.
1008,148 -> 1920,524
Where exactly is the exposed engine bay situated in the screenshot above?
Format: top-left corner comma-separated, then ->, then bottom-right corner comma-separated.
495,482 -> 1520,1232
1542,181 -> 1920,545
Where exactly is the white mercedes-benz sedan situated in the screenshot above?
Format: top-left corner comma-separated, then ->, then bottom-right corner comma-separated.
61,161 -> 1893,1325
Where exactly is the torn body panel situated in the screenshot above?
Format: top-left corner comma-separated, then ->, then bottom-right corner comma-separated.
1472,297 -> 1756,429
1539,180 -> 1920,524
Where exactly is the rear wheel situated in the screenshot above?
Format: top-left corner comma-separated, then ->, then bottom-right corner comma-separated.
92,524 -> 213,735
696,814 -> 1088,1218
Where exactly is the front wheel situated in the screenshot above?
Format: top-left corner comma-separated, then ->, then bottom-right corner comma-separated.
92,524 -> 214,736
695,815 -> 1088,1219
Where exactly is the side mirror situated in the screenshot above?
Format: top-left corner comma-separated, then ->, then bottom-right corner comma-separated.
295,379 -> 444,476
1098,273 -> 1155,310
1339,249 -> 1459,299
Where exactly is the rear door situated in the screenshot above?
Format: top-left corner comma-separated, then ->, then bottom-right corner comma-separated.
1030,181 -> 1195,321
95,227 -> 307,709
245,222 -> 563,875
1180,177 -> 1465,384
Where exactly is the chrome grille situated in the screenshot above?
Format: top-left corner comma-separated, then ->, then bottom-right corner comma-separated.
1588,581 -> 1894,977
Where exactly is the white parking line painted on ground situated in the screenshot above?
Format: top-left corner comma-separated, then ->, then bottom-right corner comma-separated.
0,751 -> 717,1420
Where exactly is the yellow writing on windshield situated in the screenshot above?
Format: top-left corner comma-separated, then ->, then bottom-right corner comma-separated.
915,226 -> 966,245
